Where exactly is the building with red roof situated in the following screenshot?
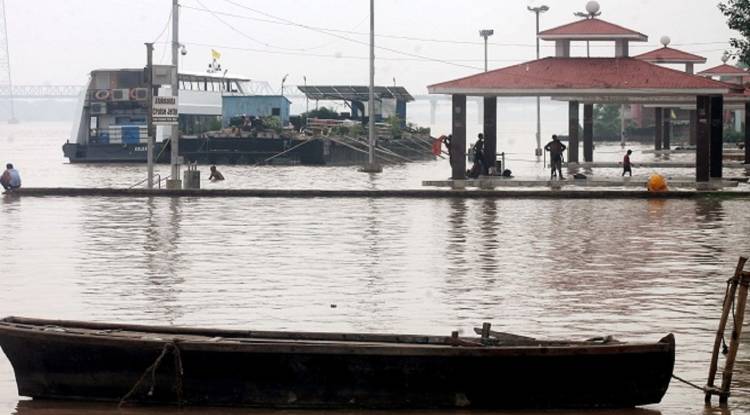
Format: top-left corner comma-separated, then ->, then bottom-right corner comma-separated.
633,37 -> 706,74
427,3 -> 749,182
698,63 -> 748,85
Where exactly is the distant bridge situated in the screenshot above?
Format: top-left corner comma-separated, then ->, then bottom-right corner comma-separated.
0,85 -> 84,99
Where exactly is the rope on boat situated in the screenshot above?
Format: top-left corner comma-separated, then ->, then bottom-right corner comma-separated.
119,340 -> 184,408
671,374 -> 707,392
252,138 -> 319,167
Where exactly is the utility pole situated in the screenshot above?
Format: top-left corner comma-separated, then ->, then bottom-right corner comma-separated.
362,0 -> 381,173
145,43 -> 155,189
528,5 -> 549,157
169,0 -> 181,189
479,30 -> 494,72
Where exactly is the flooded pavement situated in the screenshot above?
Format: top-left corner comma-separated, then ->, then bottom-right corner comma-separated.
0,123 -> 749,415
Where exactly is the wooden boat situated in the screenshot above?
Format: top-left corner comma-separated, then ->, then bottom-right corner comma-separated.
0,316 -> 675,409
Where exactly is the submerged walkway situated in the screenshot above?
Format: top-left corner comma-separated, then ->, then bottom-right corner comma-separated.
564,161 -> 750,169
423,177 -> 742,190
6,187 -> 750,199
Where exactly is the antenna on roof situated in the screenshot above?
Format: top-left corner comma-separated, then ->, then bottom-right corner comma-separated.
660,36 -> 671,48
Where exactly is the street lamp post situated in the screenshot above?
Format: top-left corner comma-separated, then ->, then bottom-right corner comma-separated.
479,30 -> 494,72
527,4 -> 549,157
303,76 -> 308,114
361,0 -> 381,173
281,74 -> 289,98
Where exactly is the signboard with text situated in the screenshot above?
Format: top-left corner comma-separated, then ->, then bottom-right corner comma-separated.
153,96 -> 178,125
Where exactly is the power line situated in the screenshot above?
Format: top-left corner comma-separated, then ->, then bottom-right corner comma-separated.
218,0 -> 482,70
182,3 -> 730,51
182,4 -> 535,47
152,8 -> 173,44
194,0 -> 309,51
183,41 -> 525,63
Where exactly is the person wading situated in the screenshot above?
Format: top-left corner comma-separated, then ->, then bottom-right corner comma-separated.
622,149 -> 633,177
544,135 -> 567,180
208,165 -> 225,181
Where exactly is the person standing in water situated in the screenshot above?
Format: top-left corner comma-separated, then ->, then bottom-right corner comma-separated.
622,149 -> 633,177
544,135 -> 567,180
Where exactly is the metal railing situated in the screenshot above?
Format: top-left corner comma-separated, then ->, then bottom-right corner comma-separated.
128,174 -> 171,189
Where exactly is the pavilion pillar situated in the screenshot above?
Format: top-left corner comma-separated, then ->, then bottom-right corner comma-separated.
689,110 -> 697,146
583,103 -> 594,162
451,94 -> 467,180
483,97 -> 497,173
696,96 -> 710,182
663,108 -> 671,150
568,101 -> 579,163
745,102 -> 750,165
710,95 -> 724,179
654,107 -> 663,150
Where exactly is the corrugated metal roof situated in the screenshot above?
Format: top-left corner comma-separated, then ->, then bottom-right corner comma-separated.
538,18 -> 647,41
634,47 -> 707,64
428,58 -> 737,96
297,86 -> 414,102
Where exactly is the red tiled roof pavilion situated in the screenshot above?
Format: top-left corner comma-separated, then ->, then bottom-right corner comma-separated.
427,4 -> 750,181
538,18 -> 647,41
634,47 -> 706,65
698,64 -> 748,78
427,57 -> 735,97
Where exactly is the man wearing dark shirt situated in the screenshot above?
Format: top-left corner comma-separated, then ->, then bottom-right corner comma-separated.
544,135 -> 567,180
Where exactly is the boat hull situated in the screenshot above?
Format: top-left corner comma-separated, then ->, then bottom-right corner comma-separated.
0,317 -> 674,409
62,136 -> 435,166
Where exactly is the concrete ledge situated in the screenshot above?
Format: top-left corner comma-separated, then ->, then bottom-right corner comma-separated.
5,187 -> 750,200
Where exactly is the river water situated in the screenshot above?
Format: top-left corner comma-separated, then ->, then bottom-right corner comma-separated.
0,120 -> 749,415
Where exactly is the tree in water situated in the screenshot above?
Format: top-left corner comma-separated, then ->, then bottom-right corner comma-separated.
718,0 -> 750,66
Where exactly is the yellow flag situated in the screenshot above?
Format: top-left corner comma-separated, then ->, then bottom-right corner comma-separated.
211,49 -> 221,60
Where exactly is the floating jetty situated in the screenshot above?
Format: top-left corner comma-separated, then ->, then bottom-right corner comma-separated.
7,187 -> 750,199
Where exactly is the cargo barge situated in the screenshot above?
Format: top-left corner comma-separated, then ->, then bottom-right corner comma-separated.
63,69 -> 435,165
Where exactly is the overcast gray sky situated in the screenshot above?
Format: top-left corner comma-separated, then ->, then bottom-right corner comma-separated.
7,0 -> 740,93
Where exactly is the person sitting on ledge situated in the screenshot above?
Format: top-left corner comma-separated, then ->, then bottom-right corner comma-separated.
208,165 -> 225,181
0,163 -> 21,191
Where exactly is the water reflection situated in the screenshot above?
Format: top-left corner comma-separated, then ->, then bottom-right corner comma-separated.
478,199 -> 500,277
444,198 -> 468,284
76,197 -> 186,324
3,196 -> 750,414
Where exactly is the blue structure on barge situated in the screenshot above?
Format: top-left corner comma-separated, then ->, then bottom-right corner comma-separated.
222,95 -> 292,127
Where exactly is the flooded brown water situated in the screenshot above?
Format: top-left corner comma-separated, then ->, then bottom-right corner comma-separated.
0,123 -> 749,415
